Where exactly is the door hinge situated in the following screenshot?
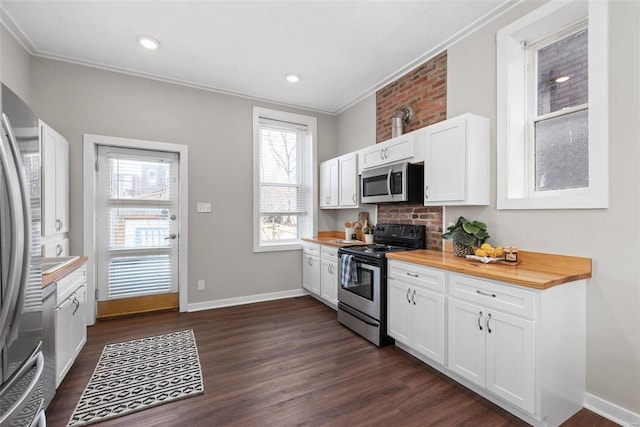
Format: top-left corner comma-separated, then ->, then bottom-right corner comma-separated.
95,160 -> 99,171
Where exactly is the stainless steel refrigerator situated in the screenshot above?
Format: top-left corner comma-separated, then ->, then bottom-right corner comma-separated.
0,84 -> 45,426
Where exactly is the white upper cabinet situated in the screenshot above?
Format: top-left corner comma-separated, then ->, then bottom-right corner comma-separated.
338,153 -> 358,208
319,159 -> 339,208
423,113 -> 489,206
359,130 -> 425,172
41,121 -> 70,236
320,152 -> 359,209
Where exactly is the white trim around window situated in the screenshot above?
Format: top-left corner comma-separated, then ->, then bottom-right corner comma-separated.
496,0 -> 608,210
252,107 -> 317,252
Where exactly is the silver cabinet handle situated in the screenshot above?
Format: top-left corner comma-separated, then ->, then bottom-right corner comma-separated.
56,244 -> 63,257
478,311 -> 483,331
406,272 -> 419,278
385,147 -> 389,159
487,313 -> 492,333
406,288 -> 411,303
476,290 -> 496,298
165,233 -> 177,240
411,289 -> 416,305
424,185 -> 429,200
380,149 -> 384,160
352,194 -> 356,204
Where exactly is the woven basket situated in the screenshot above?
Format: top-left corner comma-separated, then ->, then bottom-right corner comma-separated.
453,242 -> 475,258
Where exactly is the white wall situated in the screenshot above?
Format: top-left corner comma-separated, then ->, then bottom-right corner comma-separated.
1,25 -> 31,102
445,0 -> 640,415
29,57 -> 338,305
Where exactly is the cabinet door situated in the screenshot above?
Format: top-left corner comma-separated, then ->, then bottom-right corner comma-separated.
359,133 -> 415,170
485,310 -> 535,414
320,260 -> 337,306
338,154 -> 358,207
71,285 -> 87,357
41,123 -> 70,236
424,117 -> 466,203
319,159 -> 338,208
447,298 -> 485,388
413,287 -> 446,365
55,135 -> 69,233
387,278 -> 411,345
42,238 -> 69,258
302,254 -> 320,295
55,295 -> 75,387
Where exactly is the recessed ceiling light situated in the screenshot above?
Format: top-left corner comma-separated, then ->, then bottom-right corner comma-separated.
286,73 -> 300,83
137,35 -> 160,50
555,76 -> 570,83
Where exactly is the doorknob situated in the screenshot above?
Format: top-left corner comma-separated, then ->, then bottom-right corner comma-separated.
165,233 -> 177,240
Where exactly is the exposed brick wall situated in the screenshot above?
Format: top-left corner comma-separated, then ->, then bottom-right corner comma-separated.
376,51 -> 447,142
375,52 -> 447,250
377,204 -> 443,250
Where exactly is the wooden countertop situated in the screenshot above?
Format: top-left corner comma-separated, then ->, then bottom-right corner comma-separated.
302,231 -> 369,248
386,250 -> 591,290
42,256 -> 88,288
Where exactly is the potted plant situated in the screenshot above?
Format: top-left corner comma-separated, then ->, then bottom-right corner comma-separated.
442,216 -> 489,257
363,225 -> 375,243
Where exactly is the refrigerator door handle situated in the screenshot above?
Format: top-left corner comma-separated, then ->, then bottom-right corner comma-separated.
0,351 -> 44,426
2,113 -> 31,346
0,115 -> 26,348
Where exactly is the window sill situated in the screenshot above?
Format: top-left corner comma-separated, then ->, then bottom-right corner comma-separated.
253,242 -> 303,253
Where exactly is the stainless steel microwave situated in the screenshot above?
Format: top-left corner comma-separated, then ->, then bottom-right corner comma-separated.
360,162 -> 424,204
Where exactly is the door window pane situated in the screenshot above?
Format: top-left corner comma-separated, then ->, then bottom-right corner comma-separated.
108,208 -> 172,249
109,158 -> 172,200
537,28 -> 588,116
534,109 -> 588,191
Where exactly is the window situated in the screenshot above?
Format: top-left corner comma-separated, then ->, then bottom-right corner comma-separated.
253,107 -> 317,252
496,0 -> 608,209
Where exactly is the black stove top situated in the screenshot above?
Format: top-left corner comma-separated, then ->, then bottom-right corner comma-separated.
339,224 -> 426,259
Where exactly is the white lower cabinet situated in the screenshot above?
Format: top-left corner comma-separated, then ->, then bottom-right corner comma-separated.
302,243 -> 338,309
447,297 -> 535,413
387,261 -> 586,427
387,261 -> 446,365
320,246 -> 338,307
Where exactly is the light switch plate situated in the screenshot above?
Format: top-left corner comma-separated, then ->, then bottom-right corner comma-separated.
197,202 -> 212,213
197,280 -> 205,291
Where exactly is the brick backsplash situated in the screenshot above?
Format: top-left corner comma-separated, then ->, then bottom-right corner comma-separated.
375,52 -> 447,250
377,204 -> 443,250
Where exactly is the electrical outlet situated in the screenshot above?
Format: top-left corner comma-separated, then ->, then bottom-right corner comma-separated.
197,280 -> 205,291
197,203 -> 212,213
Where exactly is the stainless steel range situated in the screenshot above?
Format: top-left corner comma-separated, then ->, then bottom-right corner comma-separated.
337,224 -> 426,346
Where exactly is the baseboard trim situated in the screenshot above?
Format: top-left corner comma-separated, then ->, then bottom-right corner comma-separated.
584,393 -> 640,426
187,289 -> 307,312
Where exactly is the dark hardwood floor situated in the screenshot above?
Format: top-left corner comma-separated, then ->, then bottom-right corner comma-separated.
46,296 -> 616,426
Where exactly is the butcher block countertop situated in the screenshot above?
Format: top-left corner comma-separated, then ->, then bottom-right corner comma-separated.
386,250 -> 591,290
42,256 -> 88,288
302,231 -> 369,248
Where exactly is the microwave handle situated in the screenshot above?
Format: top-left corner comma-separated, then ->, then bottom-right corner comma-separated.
386,168 -> 393,198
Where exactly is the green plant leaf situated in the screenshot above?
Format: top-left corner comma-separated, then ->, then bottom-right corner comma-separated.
462,222 -> 480,235
471,220 -> 487,230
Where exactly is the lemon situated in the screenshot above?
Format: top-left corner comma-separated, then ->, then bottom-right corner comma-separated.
481,243 -> 492,250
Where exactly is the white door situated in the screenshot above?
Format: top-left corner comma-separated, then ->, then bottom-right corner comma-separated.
96,146 -> 179,309
413,287 -> 446,365
387,278 -> 411,345
338,154 -> 358,207
485,310 -> 536,413
447,297 -> 486,387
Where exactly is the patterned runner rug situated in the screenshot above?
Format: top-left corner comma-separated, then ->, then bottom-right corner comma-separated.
67,329 -> 204,426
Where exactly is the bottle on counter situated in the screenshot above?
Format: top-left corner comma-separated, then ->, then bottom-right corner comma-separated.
504,246 -> 519,263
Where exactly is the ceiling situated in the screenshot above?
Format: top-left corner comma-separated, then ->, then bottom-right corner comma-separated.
1,1 -> 515,114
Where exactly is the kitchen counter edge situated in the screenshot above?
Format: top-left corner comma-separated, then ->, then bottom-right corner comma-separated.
42,256 -> 88,288
302,231 -> 369,248
386,250 -> 591,290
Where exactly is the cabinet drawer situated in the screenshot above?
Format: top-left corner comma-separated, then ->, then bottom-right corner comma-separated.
388,261 -> 445,293
321,245 -> 338,260
302,243 -> 320,256
56,265 -> 87,303
448,273 -> 535,318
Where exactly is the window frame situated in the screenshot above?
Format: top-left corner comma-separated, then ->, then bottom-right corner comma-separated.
496,0 -> 608,210
252,107 -> 317,252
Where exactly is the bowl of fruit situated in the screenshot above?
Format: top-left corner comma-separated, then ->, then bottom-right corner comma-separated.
466,243 -> 505,264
